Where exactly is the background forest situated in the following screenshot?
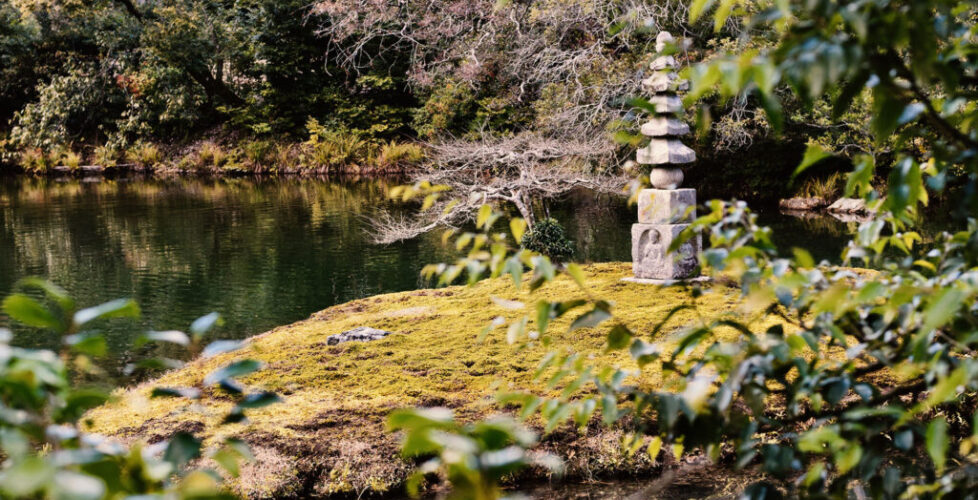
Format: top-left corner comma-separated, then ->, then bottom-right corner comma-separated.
0,0 -> 867,201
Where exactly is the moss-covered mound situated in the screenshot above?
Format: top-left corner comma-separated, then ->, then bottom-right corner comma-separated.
86,263 -> 754,498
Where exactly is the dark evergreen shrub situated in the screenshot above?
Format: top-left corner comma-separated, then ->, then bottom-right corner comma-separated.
521,218 -> 574,261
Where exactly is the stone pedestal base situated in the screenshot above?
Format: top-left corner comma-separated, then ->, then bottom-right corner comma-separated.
631,223 -> 701,280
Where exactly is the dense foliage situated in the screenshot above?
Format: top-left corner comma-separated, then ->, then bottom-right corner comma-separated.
0,280 -> 278,498
390,1 -> 978,498
520,218 -> 575,262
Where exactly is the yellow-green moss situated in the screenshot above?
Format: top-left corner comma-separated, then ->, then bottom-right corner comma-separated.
85,263 -> 771,498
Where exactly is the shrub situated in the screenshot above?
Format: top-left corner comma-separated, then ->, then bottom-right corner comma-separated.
197,141 -> 227,169
304,119 -> 374,170
797,171 -> 845,200
19,148 -> 50,173
0,280 -> 280,499
93,144 -> 118,168
375,141 -> 424,169
520,218 -> 574,262
242,140 -> 274,170
62,149 -> 82,169
128,142 -> 162,168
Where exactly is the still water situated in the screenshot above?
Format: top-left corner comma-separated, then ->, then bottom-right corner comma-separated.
0,176 -> 853,378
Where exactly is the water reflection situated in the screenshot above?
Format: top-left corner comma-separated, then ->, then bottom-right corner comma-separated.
1,176 -> 864,381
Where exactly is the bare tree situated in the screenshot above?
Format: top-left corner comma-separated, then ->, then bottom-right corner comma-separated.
367,134 -> 627,244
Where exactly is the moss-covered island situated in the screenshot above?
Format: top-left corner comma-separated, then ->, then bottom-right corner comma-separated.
86,263 -> 771,498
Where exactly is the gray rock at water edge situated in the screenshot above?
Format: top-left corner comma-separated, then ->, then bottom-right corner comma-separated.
637,139 -> 696,165
326,327 -> 394,346
631,223 -> 701,280
638,188 -> 696,223
641,117 -> 690,137
827,197 -> 873,215
779,197 -> 828,212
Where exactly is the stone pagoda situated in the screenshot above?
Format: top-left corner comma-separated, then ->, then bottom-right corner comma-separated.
630,31 -> 701,282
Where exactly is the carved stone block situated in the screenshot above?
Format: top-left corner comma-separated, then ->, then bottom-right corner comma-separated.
637,188 -> 696,224
631,223 -> 700,280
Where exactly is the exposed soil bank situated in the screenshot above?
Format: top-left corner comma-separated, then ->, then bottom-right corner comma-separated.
85,263 -> 775,498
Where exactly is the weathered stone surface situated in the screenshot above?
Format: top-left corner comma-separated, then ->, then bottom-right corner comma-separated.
649,168 -> 684,190
637,188 -> 696,223
641,117 -> 690,137
631,223 -> 700,280
649,95 -> 683,114
827,197 -> 873,215
778,197 -> 828,212
642,72 -> 689,93
326,327 -> 394,346
650,55 -> 677,70
655,31 -> 675,53
637,139 -> 696,165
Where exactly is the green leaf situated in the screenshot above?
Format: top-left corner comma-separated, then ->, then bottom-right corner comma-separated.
566,263 -> 587,289
689,0 -> 715,23
136,330 -> 190,347
238,391 -> 281,409
536,301 -> 553,334
204,359 -> 262,386
0,456 -> 54,496
926,417 -> 949,473
73,298 -> 140,327
569,307 -> 611,332
510,218 -> 527,242
921,287 -> 966,334
52,470 -> 104,500
152,387 -> 202,399
202,339 -> 246,358
477,204 -> 493,229
2,294 -> 62,331
607,324 -> 632,351
387,407 -> 455,431
792,143 -> 832,181
164,432 -> 202,467
190,312 -> 223,338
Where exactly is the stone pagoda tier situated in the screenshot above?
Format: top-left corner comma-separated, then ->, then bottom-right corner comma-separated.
630,31 -> 702,282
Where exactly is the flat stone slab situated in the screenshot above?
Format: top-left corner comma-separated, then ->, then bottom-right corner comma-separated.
637,139 -> 696,165
651,55 -> 677,70
327,327 -> 394,346
642,72 -> 689,93
637,188 -> 696,224
641,117 -> 690,137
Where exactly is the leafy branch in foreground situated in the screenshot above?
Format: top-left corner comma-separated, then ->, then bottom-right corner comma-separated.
0,280 -> 280,498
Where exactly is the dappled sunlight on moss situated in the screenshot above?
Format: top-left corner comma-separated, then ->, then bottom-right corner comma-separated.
86,262 -> 765,497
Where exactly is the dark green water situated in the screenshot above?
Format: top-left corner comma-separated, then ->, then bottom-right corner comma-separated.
0,176 -> 854,379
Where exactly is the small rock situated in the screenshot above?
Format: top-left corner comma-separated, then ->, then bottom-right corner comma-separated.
827,198 -> 873,215
326,327 -> 394,346
778,197 -> 828,211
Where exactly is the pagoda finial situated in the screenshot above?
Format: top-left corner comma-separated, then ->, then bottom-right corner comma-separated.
636,30 -> 694,190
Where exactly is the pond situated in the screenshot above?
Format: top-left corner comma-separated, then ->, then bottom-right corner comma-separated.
1,175 -> 856,382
